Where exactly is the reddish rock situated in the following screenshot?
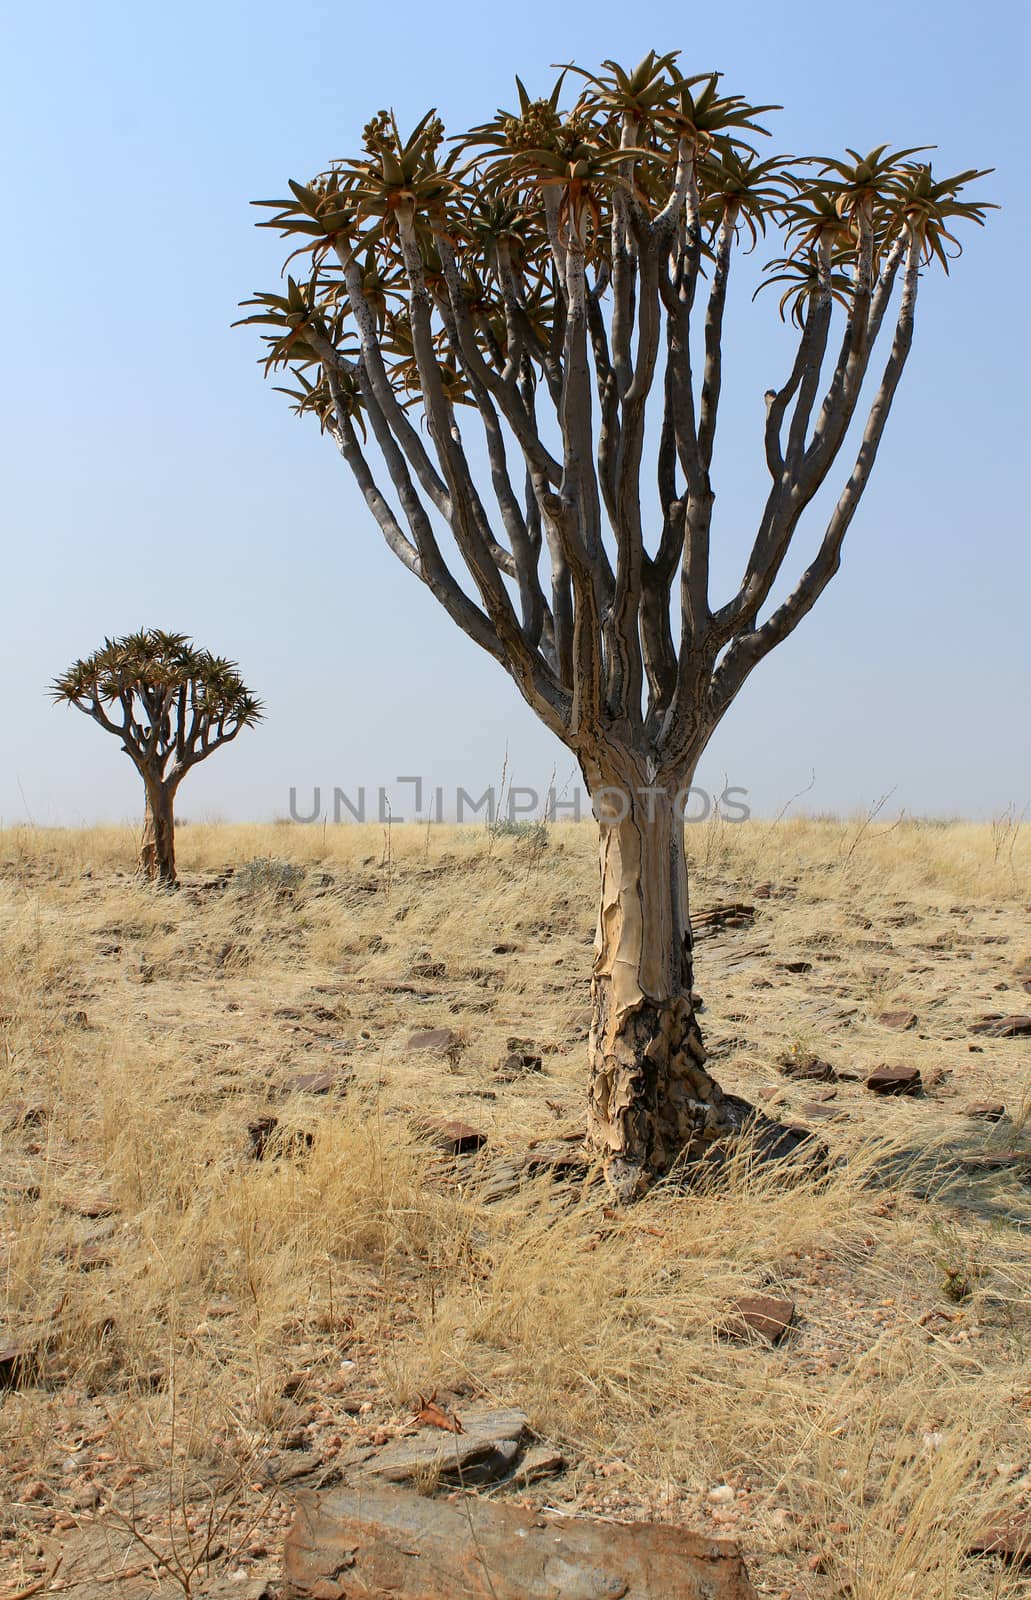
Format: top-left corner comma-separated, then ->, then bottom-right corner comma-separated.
0,1338 -> 41,1390
248,1117 -> 314,1160
284,1484 -> 759,1598
290,1070 -> 342,1096
963,1102 -> 1006,1121
801,1102 -> 844,1121
971,1015 -> 1031,1038
866,1066 -> 922,1096
1,1100 -> 48,1128
968,1510 -> 1031,1565
777,1052 -> 837,1083
495,1049 -> 543,1081
959,1151 -> 1031,1175
61,1191 -> 119,1218
877,1010 -> 918,1031
407,1027 -> 463,1055
413,1117 -> 487,1155
719,1295 -> 796,1346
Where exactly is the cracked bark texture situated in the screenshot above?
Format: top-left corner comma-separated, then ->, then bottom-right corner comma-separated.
587,766 -> 733,1198
139,778 -> 179,885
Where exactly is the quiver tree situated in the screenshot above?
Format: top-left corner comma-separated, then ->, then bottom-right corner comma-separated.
53,631 -> 263,885
241,52 -> 992,1198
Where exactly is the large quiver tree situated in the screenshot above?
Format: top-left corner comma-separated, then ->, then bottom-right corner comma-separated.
53,630 -> 263,885
241,52 -> 992,1197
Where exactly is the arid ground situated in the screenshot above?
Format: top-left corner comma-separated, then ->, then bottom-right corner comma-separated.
1,817 -> 1029,1599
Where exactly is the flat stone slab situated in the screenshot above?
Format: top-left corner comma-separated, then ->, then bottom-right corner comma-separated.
719,1295 -> 796,1346
970,1015 -> 1031,1038
284,1483 -> 758,1599
0,1336 -> 42,1389
289,1070 -> 346,1096
341,1405 -> 529,1487
866,1066 -> 922,1096
962,1102 -> 1006,1121
958,1151 -> 1031,1176
968,1510 -> 1031,1565
777,1053 -> 837,1083
413,1117 -> 488,1155
407,1027 -> 463,1055
876,1010 -> 918,1031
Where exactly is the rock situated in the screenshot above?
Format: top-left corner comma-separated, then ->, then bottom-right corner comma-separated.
866,1066 -> 922,1096
344,1405 -> 528,1488
719,1295 -> 796,1346
971,1015 -> 1031,1038
411,960 -> 447,979
68,1480 -> 102,1509
708,1484 -> 735,1504
510,1444 -> 567,1486
68,1238 -> 113,1271
777,1052 -> 837,1083
268,1451 -> 324,1484
247,1117 -> 314,1160
412,1117 -> 488,1155
288,1070 -> 342,1096
0,1337 -> 41,1389
523,1137 -> 588,1178
495,1050 -> 543,1081
692,903 -> 756,939
60,1191 -> 119,1218
491,942 -> 521,955
283,1483 -> 759,1599
958,1151 -> 1031,1175
963,1102 -> 1006,1121
407,1027 -> 463,1056
968,1510 -> 1031,1565
877,1010 -> 918,1031
800,1102 -> 844,1121
780,960 -> 812,974
1,1100 -> 48,1128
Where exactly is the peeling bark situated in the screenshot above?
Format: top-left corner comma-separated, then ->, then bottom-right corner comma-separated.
139,778 -> 177,886
586,763 -> 734,1198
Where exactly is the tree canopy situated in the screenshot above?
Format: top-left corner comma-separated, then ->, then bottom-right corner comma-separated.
240,51 -> 992,780
53,629 -> 264,777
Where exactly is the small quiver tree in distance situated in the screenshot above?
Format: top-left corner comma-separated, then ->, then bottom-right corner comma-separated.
241,53 -> 993,1199
53,630 -> 263,886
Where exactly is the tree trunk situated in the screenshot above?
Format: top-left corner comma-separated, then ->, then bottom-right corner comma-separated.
586,760 -> 735,1200
139,777 -> 177,885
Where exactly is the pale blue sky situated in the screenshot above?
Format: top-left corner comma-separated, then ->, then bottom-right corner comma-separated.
1,0 -> 1027,826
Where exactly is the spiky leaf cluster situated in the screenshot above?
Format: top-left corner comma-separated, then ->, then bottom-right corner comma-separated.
237,52 -> 994,772
239,57 -> 992,426
53,630 -> 263,775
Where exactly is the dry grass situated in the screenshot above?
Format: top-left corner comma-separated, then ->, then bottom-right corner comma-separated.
1,817 -> 1030,1598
